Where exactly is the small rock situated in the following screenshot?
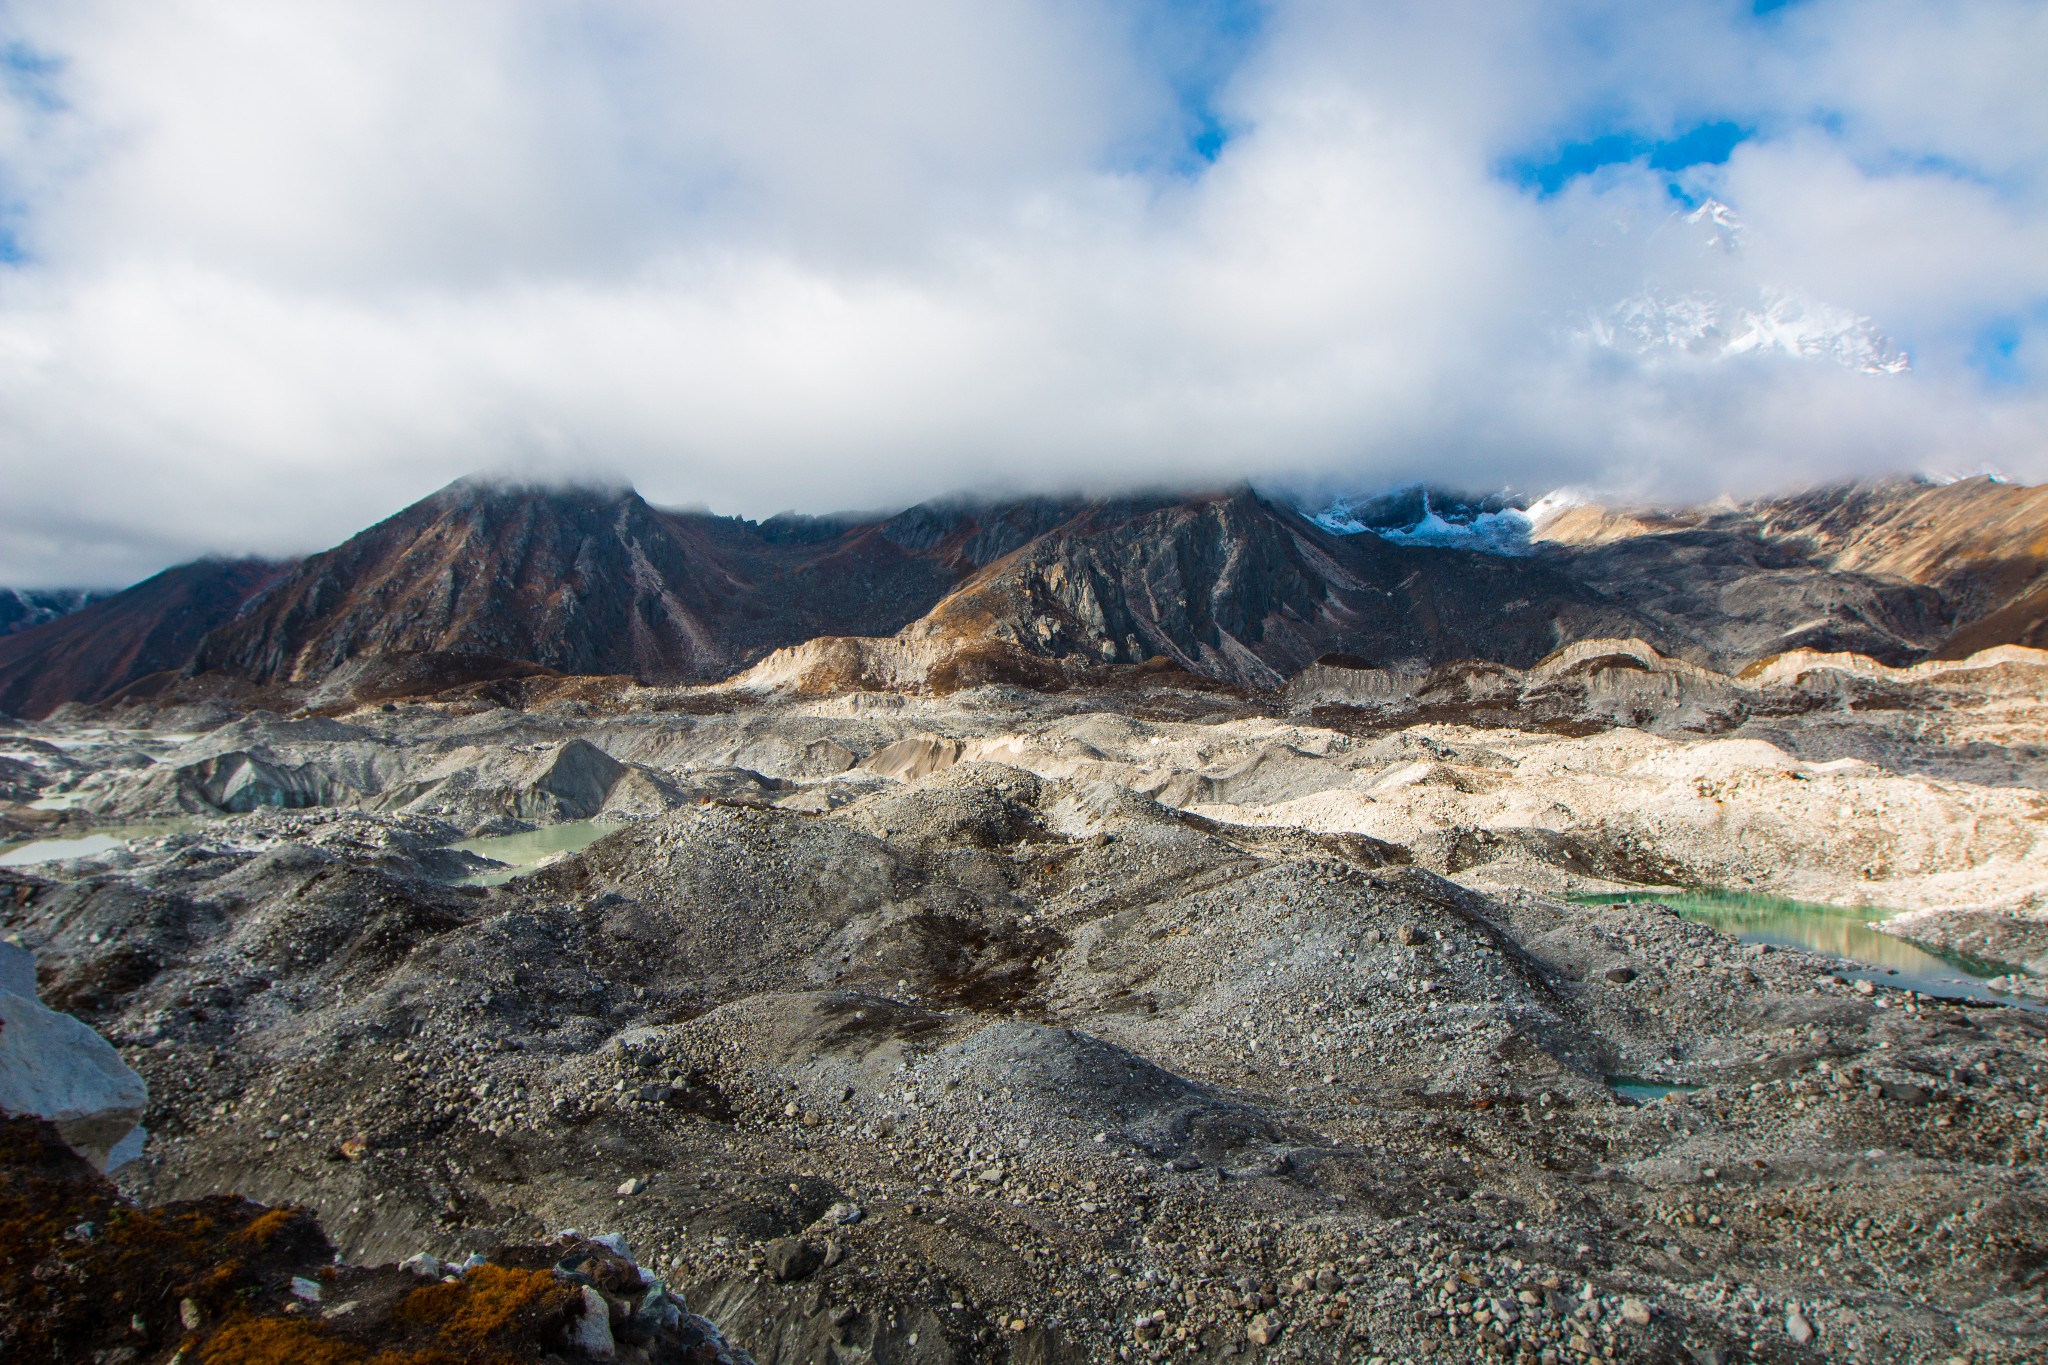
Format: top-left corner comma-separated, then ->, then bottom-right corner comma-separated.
400,1252 -> 441,1280
1396,925 -> 1424,946
570,1284 -> 617,1358
1854,979 -> 1876,996
765,1237 -> 822,1283
290,1276 -> 324,1302
1619,1298 -> 1651,1326
180,1298 -> 203,1331
818,1201 -> 864,1226
1246,1312 -> 1283,1346
1604,967 -> 1638,985
1786,1308 -> 1814,1345
617,1176 -> 646,1197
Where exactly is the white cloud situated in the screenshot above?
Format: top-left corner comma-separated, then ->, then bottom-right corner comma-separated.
0,0 -> 2044,584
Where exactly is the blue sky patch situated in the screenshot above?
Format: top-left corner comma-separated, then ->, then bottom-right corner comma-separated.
1505,120 -> 1752,197
2,41 -> 66,113
1968,313 -> 2040,387
1118,0 -> 1263,176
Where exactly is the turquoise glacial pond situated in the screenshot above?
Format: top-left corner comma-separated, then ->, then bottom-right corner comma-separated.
1574,889 -> 2033,1010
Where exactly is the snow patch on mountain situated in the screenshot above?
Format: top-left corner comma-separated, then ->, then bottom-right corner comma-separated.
1584,201 -> 1909,376
1309,487 -> 1590,554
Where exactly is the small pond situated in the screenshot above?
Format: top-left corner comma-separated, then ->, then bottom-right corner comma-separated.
449,821 -> 613,886
1574,889 -> 2034,1010
0,820 -> 208,869
1607,1077 -> 1700,1106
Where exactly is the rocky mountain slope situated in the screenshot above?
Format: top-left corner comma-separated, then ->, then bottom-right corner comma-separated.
1533,476 -> 2048,664
190,480 -> 1085,695
1745,477 -> 2048,657
0,559 -> 289,720
902,489 -> 1650,688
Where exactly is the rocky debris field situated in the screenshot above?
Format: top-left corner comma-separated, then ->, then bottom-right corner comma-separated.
2,651 -> 2046,1362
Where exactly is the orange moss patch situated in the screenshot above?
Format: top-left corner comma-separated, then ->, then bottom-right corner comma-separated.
198,1314 -> 364,1365
233,1206 -> 299,1248
396,1264 -> 576,1347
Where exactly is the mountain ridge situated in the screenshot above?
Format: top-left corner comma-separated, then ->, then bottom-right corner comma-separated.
4,473 -> 2045,717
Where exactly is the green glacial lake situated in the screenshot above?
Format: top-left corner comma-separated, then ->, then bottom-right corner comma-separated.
450,821 -> 613,885
1575,889 -> 2033,1010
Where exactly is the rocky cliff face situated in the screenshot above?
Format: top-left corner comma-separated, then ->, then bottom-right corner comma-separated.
0,558 -> 290,719
910,490 -> 1653,688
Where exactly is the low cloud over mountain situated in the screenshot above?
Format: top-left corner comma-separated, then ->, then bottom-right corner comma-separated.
2,2 -> 2046,586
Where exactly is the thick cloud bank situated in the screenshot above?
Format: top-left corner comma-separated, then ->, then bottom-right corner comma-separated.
2,1 -> 2045,584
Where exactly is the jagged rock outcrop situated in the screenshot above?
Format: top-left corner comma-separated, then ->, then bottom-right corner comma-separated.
0,1109 -> 756,1365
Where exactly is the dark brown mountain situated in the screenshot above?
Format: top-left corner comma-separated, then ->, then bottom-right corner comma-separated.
902,488 -> 1656,688
189,479 -> 1087,689
0,559 -> 290,719
1544,524 -> 1952,668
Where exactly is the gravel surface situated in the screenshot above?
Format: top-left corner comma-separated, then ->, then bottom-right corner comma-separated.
3,671 -> 2046,1362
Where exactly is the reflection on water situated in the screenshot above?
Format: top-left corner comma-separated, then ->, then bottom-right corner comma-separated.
0,820 -> 206,868
451,821 -> 611,886
1575,889 -> 2035,1010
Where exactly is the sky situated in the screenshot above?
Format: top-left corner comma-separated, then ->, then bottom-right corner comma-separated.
2,0 -> 2046,586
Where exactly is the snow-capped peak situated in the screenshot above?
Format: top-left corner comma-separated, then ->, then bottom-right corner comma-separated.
1683,198 -> 1746,253
1582,199 -> 1908,375
1308,486 -> 1580,554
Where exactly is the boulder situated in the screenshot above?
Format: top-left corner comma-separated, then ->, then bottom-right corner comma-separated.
0,941 -> 148,1169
